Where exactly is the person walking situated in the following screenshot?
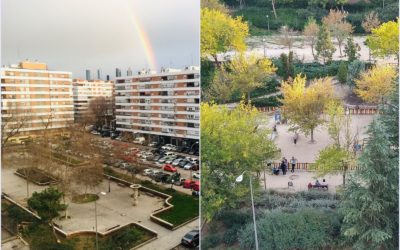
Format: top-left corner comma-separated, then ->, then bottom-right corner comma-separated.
290,156 -> 297,173
282,157 -> 288,175
293,132 -> 298,145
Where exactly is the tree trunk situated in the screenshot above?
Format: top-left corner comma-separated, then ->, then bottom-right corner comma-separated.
342,170 -> 346,187
338,39 -> 343,57
310,129 -> 315,143
247,91 -> 251,104
212,55 -> 220,69
311,44 -> 315,60
271,0 -> 277,19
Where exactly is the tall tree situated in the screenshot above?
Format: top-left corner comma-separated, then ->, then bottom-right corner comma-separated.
313,100 -> 358,186
204,68 -> 233,103
201,0 -> 228,13
201,101 -> 278,222
346,60 -> 365,90
344,36 -> 360,62
280,74 -> 335,142
88,96 -> 113,130
322,9 -> 353,57
224,53 -> 276,102
366,20 -> 399,64
303,17 -> 320,60
316,24 -> 336,64
354,65 -> 397,104
340,116 -> 398,249
201,8 -> 249,66
361,11 -> 381,34
361,11 -> 381,61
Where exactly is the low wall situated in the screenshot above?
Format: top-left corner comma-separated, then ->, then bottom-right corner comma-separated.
14,169 -> 59,186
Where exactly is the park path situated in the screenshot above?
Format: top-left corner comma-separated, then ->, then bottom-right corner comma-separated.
259,114 -> 374,163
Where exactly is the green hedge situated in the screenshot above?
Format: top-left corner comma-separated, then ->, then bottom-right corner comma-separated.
238,209 -> 342,250
251,95 -> 282,108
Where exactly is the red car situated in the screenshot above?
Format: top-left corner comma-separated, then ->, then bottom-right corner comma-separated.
163,164 -> 177,172
183,179 -> 200,191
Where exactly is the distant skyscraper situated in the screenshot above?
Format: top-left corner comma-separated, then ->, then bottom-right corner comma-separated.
127,67 -> 133,76
115,68 -> 122,78
106,75 -> 110,81
97,69 -> 102,80
85,69 -> 91,81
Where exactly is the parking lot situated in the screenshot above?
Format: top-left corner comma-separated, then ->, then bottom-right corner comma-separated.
89,134 -> 200,194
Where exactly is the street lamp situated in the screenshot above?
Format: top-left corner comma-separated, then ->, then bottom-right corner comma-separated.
262,38 -> 266,58
236,171 -> 259,250
108,176 -> 111,193
265,15 -> 270,32
95,191 -> 107,250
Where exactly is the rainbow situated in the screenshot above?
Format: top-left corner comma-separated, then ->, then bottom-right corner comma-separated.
126,3 -> 158,71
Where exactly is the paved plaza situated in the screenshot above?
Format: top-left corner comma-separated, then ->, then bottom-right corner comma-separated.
2,158 -> 198,250
259,114 -> 374,163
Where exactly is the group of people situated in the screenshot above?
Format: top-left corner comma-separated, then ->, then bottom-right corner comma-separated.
308,179 -> 328,189
272,156 -> 298,175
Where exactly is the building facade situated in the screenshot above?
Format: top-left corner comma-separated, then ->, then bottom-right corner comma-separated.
115,66 -> 200,146
72,79 -> 114,124
1,61 -> 74,143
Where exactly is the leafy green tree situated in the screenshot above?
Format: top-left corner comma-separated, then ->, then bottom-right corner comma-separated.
316,24 -> 336,64
340,115 -> 398,249
313,100 -> 357,186
355,65 -> 397,104
28,187 -> 64,222
337,61 -> 348,83
366,20 -> 399,64
344,36 -> 360,62
201,101 -> 278,222
220,53 -> 276,102
346,60 -> 365,90
280,74 -> 335,142
201,0 -> 228,13
279,52 -> 294,80
201,8 -> 249,65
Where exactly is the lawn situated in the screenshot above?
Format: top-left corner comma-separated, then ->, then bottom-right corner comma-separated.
104,167 -> 199,227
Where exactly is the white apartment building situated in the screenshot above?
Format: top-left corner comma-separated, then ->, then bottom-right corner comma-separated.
115,66 -> 200,146
72,79 -> 114,121
1,61 -> 74,143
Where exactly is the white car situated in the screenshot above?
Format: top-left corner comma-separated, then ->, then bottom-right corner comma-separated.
184,163 -> 193,170
172,158 -> 182,166
148,142 -> 158,147
193,172 -> 200,179
143,169 -> 153,176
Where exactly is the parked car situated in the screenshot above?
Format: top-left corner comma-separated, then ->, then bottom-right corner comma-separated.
163,164 -> 177,172
172,158 -> 183,166
101,130 -> 111,137
192,191 -> 200,197
158,157 -> 167,163
178,160 -> 188,168
192,181 -> 200,191
153,155 -> 162,162
133,137 -> 146,145
191,164 -> 199,171
148,141 -> 159,147
183,179 -> 196,189
192,172 -> 200,179
91,130 -> 100,135
181,230 -> 200,248
183,163 -> 193,170
143,169 -> 154,176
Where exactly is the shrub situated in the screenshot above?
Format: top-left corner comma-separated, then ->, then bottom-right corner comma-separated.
337,61 -> 348,83
224,227 -> 240,246
251,96 -> 282,107
202,234 -> 222,250
238,209 -> 341,250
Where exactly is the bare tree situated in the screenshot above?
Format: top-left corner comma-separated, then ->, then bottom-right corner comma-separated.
362,11 -> 381,61
271,0 -> 277,19
322,9 -> 354,57
279,26 -> 297,53
88,96 -> 114,130
1,102 -> 31,153
303,17 -> 320,60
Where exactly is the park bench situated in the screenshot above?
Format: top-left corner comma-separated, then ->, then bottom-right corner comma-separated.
308,184 -> 328,190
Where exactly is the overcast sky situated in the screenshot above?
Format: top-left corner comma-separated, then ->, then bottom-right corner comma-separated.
1,0 -> 200,79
